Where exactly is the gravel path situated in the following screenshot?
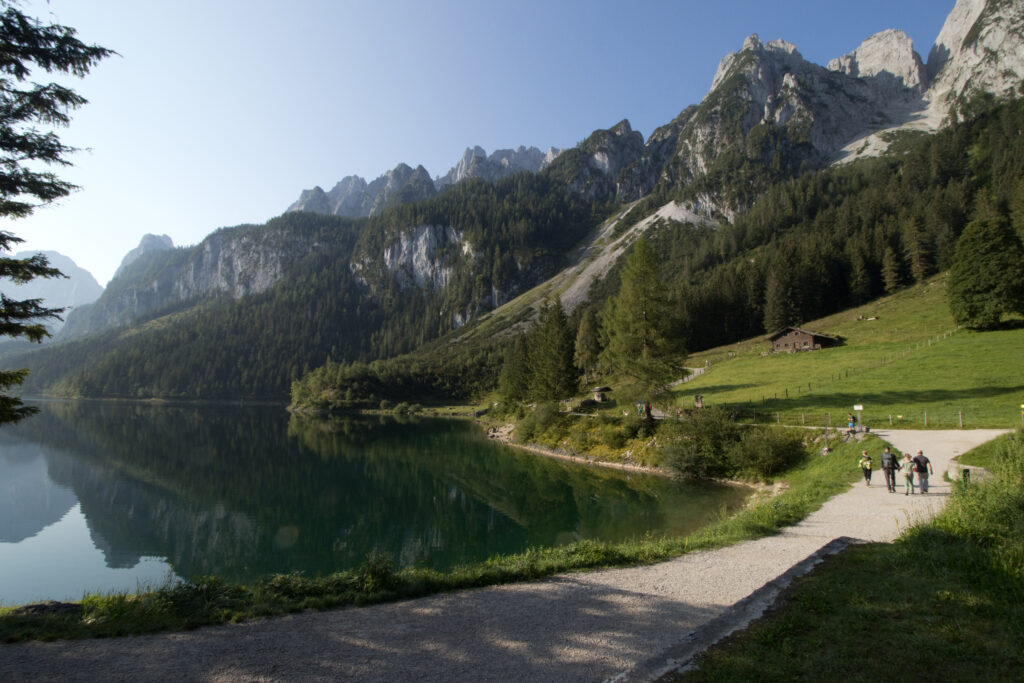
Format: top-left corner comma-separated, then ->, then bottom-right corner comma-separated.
1,429 -> 1008,682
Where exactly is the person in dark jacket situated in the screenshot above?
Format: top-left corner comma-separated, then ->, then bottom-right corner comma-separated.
913,450 -> 934,493
880,446 -> 899,493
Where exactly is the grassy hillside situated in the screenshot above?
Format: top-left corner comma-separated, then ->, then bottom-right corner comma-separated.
665,274 -> 1024,429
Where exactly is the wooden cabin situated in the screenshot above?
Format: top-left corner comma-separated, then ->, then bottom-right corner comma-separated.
769,327 -> 842,353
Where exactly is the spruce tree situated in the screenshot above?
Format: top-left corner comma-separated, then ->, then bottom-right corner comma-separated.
0,2 -> 112,423
948,213 -> 1024,329
902,215 -> 934,283
573,308 -> 600,384
599,237 -> 683,393
528,299 -> 576,401
881,246 -> 904,293
498,334 -> 530,402
762,250 -> 800,332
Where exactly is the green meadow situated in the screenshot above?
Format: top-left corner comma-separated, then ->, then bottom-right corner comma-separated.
672,274 -> 1024,430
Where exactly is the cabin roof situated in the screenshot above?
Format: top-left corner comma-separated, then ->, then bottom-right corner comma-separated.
768,326 -> 842,343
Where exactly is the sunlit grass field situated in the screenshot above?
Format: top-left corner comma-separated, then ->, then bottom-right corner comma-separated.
669,274 -> 1024,429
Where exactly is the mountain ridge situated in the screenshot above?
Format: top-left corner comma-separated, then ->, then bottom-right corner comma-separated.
10,0 -> 1024,402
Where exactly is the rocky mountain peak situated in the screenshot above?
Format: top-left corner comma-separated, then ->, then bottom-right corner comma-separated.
927,0 -> 986,80
925,0 -> 1024,117
711,34 -> 804,92
435,145 -> 560,188
828,29 -> 928,92
113,234 -> 174,280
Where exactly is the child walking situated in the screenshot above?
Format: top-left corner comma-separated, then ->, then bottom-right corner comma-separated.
858,450 -> 873,486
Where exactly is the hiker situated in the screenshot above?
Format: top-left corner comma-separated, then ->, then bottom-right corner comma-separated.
900,452 -> 916,495
880,446 -> 899,493
858,450 -> 873,486
913,449 -> 934,493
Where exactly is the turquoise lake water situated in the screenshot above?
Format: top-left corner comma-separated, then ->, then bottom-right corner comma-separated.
0,401 -> 749,605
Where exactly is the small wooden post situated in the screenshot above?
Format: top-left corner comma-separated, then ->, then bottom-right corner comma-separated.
889,414 -> 893,426
959,410 -> 964,429
924,411 -> 928,427
776,412 -> 780,424
802,413 -> 805,425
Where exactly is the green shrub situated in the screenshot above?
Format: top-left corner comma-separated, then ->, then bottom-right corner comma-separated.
514,402 -> 561,443
727,428 -> 807,479
601,420 -> 627,449
358,551 -> 396,594
660,408 -> 742,479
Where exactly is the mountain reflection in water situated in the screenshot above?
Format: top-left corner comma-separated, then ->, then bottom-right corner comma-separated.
0,401 -> 749,603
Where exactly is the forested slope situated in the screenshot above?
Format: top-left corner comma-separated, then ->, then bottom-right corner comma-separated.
292,97 -> 1024,409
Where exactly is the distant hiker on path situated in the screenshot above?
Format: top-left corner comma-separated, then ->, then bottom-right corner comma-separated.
880,446 -> 899,493
858,450 -> 873,486
900,452 -> 916,495
913,449 -> 934,493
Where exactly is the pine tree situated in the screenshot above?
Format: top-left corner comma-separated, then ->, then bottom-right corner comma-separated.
599,237 -> 683,393
573,308 -> 600,384
902,215 -> 934,283
881,246 -> 904,294
847,248 -> 872,305
498,334 -> 530,402
948,212 -> 1024,329
528,299 -> 576,401
762,250 -> 800,332
0,2 -> 112,423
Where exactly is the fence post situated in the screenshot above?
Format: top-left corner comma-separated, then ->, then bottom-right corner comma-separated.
924,411 -> 928,427
777,412 -> 780,424
889,414 -> 893,426
959,410 -> 963,429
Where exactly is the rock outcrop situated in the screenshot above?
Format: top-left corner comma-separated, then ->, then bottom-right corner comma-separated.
435,145 -> 560,188
828,29 -> 929,93
545,119 -> 645,203
288,145 -> 559,219
287,163 -> 436,218
112,234 -> 173,280
926,0 -> 1024,117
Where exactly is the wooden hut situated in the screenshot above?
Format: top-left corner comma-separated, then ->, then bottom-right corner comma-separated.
769,326 -> 842,353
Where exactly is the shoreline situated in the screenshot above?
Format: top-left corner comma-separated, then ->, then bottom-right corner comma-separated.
483,422 -> 768,493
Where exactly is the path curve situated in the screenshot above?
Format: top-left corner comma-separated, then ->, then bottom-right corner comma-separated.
0,429 -> 1008,682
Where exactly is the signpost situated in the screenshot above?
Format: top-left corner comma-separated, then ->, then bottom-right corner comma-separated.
853,404 -> 864,428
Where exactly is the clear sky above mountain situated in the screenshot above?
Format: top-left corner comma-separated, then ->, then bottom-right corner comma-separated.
11,0 -> 953,286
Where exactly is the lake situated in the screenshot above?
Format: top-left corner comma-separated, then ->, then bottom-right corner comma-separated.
0,401 -> 749,606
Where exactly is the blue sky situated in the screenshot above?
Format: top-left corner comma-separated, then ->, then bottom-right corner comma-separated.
11,0 -> 955,285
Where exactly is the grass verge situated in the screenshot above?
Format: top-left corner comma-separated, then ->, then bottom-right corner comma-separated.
0,436 -> 866,643
673,428 -> 1024,681
956,431 -> 1019,469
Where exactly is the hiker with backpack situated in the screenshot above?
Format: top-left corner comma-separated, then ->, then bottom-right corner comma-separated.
880,446 -> 899,493
858,450 -> 873,486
